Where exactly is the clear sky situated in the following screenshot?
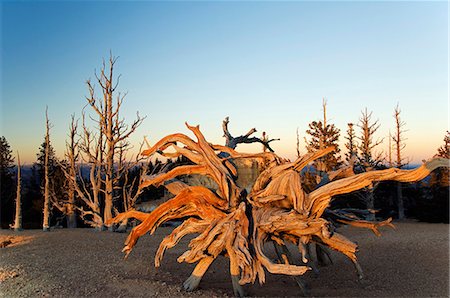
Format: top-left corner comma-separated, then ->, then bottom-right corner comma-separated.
1,1 -> 448,164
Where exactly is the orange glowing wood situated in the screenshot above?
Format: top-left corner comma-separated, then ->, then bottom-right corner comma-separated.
107,123 -> 449,297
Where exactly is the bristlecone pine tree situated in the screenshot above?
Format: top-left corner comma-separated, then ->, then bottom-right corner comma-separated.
42,108 -> 52,232
344,123 -> 357,165
430,131 -> 450,187
305,99 -> 341,172
392,104 -> 408,219
356,108 -> 383,220
37,109 -> 69,230
107,123 -> 448,297
64,115 -> 79,228
13,151 -> 22,231
437,131 -> 449,159
83,54 -> 144,228
357,108 -> 383,170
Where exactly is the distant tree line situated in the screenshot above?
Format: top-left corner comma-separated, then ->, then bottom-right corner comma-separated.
302,100 -> 449,223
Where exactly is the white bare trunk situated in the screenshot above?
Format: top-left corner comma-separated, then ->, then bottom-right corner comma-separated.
43,108 -> 51,232
13,151 -> 22,231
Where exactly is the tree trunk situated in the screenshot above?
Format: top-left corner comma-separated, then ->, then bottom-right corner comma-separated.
66,118 -> 78,229
66,210 -> 77,228
13,152 -> 22,231
104,84 -> 114,229
104,146 -> 114,230
43,108 -> 51,232
397,182 -> 404,220
366,191 -> 375,221
66,166 -> 77,228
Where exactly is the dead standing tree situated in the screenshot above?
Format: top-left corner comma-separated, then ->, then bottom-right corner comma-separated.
59,112 -> 105,229
42,107 -> 52,232
84,55 -> 144,227
357,108 -> 383,220
107,123 -> 448,296
392,104 -> 408,219
115,141 -> 149,232
73,112 -> 105,229
65,115 -> 79,228
12,151 -> 22,231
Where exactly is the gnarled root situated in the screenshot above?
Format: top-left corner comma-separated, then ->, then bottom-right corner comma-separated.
110,186 -> 226,258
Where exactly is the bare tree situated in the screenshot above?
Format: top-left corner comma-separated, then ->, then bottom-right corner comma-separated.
357,108 -> 383,220
296,128 -> 301,158
65,115 -> 79,228
84,54 -> 145,227
387,131 -> 393,167
392,104 -> 408,219
392,105 -> 408,169
74,112 -> 105,229
42,107 -> 52,232
357,108 -> 383,169
12,151 -> 22,231
222,117 -> 279,152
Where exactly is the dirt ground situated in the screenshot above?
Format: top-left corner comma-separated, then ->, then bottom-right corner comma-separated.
0,221 -> 448,297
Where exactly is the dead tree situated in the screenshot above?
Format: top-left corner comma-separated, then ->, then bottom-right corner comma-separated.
107,123 -> 449,296
296,128 -> 301,158
357,108 -> 383,169
222,117 -> 278,152
85,55 -> 144,226
12,151 -> 22,231
76,112 -> 105,229
392,104 -> 408,219
60,112 -> 105,229
115,141 -> 148,232
388,130 -> 393,167
357,108 -> 383,220
42,107 -> 51,232
65,115 -> 79,228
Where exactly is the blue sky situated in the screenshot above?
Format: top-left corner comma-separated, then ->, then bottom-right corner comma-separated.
1,1 -> 448,164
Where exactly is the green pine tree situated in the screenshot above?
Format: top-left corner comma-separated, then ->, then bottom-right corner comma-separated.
305,100 -> 341,172
0,136 -> 15,228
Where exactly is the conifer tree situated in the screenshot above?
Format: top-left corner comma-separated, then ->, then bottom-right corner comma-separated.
344,123 -> 357,165
430,131 -> 450,187
305,99 -> 341,172
437,131 -> 449,159
0,136 -> 15,228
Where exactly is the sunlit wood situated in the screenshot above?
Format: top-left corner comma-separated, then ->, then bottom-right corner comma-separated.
108,124 -> 449,296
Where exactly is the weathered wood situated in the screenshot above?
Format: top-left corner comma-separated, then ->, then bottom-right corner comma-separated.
108,124 -> 449,295
13,151 -> 22,231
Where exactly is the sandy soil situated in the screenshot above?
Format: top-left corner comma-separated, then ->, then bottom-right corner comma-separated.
0,222 -> 448,297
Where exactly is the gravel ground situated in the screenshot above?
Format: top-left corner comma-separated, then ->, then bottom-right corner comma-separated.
0,221 -> 448,297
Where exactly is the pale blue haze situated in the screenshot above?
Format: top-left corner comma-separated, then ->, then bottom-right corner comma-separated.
1,1 -> 448,163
